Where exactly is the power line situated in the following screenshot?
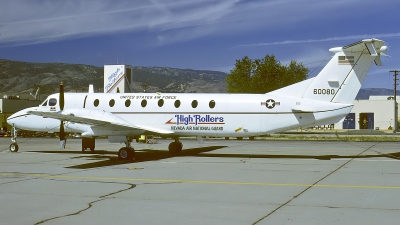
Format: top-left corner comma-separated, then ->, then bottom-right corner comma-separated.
390,70 -> 400,132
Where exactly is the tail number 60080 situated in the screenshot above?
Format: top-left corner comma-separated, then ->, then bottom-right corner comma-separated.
314,89 -> 335,95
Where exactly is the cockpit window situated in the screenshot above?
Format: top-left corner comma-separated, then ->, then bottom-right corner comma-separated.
49,98 -> 57,106
41,100 -> 48,106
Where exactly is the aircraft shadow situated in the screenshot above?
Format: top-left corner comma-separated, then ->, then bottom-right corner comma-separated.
195,152 -> 400,161
30,147 -> 400,169
32,146 -> 227,169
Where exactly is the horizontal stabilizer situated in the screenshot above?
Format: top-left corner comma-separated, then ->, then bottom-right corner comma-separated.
291,109 -> 313,113
290,100 -> 353,113
338,38 -> 386,56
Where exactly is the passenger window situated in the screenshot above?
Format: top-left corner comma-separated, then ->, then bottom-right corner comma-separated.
141,99 -> 147,107
49,98 -> 57,106
125,99 -> 131,107
109,99 -> 115,107
191,100 -> 198,108
174,100 -> 181,108
209,100 -> 216,109
94,99 -> 99,107
158,99 -> 164,107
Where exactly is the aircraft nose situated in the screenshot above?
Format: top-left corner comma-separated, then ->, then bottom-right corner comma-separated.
7,109 -> 28,127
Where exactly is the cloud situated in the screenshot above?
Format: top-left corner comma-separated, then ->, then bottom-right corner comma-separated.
0,0 -> 369,46
0,0 -> 240,46
238,33 -> 400,47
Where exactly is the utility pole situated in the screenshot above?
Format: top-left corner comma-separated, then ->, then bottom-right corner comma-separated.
391,70 -> 400,132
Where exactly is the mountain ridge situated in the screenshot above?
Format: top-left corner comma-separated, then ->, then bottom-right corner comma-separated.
0,59 -> 228,100
0,58 -> 393,101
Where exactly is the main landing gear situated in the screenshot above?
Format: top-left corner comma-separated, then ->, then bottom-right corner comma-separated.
9,126 -> 19,152
82,137 -> 95,152
116,136 -> 183,160
168,138 -> 183,155
118,138 -> 135,161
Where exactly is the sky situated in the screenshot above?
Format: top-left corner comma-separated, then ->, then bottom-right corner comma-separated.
0,0 -> 399,89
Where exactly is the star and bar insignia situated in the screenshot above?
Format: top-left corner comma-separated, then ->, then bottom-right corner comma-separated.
261,99 -> 280,109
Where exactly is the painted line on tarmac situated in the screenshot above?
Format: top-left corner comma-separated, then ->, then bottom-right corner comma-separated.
332,158 -> 399,162
1,172 -> 400,189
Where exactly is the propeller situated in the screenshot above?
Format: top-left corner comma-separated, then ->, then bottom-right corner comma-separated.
59,82 -> 66,149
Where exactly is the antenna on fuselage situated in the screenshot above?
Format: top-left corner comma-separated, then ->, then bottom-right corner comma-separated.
88,84 -> 94,93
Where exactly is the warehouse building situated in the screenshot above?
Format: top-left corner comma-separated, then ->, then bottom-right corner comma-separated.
0,96 -> 41,133
333,96 -> 398,131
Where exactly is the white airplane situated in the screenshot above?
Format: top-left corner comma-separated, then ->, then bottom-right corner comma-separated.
7,38 -> 388,160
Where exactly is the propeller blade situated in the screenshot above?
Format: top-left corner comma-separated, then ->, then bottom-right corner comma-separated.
59,81 -> 66,148
59,81 -> 64,111
59,121 -> 65,140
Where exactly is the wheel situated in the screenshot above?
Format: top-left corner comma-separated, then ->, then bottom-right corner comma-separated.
10,143 -> 19,152
90,147 -> 94,152
224,137 -> 229,140
237,137 -> 243,140
82,137 -> 95,151
249,136 -> 255,140
168,142 -> 183,154
118,147 -> 134,160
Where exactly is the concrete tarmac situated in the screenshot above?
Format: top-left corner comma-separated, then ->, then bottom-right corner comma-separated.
0,137 -> 400,224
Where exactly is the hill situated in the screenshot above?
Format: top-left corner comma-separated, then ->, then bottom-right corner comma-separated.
0,59 -> 227,100
0,59 -> 394,101
355,88 -> 397,100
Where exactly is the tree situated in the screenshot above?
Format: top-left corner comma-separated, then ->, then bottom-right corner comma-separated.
225,56 -> 254,93
226,54 -> 308,93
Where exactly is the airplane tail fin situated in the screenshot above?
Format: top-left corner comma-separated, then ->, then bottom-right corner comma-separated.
270,39 -> 388,104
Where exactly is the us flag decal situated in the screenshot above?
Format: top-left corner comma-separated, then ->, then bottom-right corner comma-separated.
338,56 -> 354,65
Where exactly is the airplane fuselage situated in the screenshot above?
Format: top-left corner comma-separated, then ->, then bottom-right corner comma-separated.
10,92 -> 352,137
6,38 -> 388,157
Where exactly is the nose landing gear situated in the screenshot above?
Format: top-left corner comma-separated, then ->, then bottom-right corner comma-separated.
9,126 -> 19,152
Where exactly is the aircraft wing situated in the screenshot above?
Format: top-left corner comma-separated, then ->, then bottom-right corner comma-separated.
28,109 -> 174,134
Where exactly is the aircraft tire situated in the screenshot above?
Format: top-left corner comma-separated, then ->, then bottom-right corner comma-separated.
10,143 -> 19,152
118,147 -> 134,161
168,142 -> 182,155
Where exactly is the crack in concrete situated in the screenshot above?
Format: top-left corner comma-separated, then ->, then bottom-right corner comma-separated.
34,181 -> 136,225
252,142 -> 380,225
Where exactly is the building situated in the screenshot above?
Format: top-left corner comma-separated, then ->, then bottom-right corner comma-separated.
103,65 -> 133,93
0,96 -> 41,132
334,96 -> 398,131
